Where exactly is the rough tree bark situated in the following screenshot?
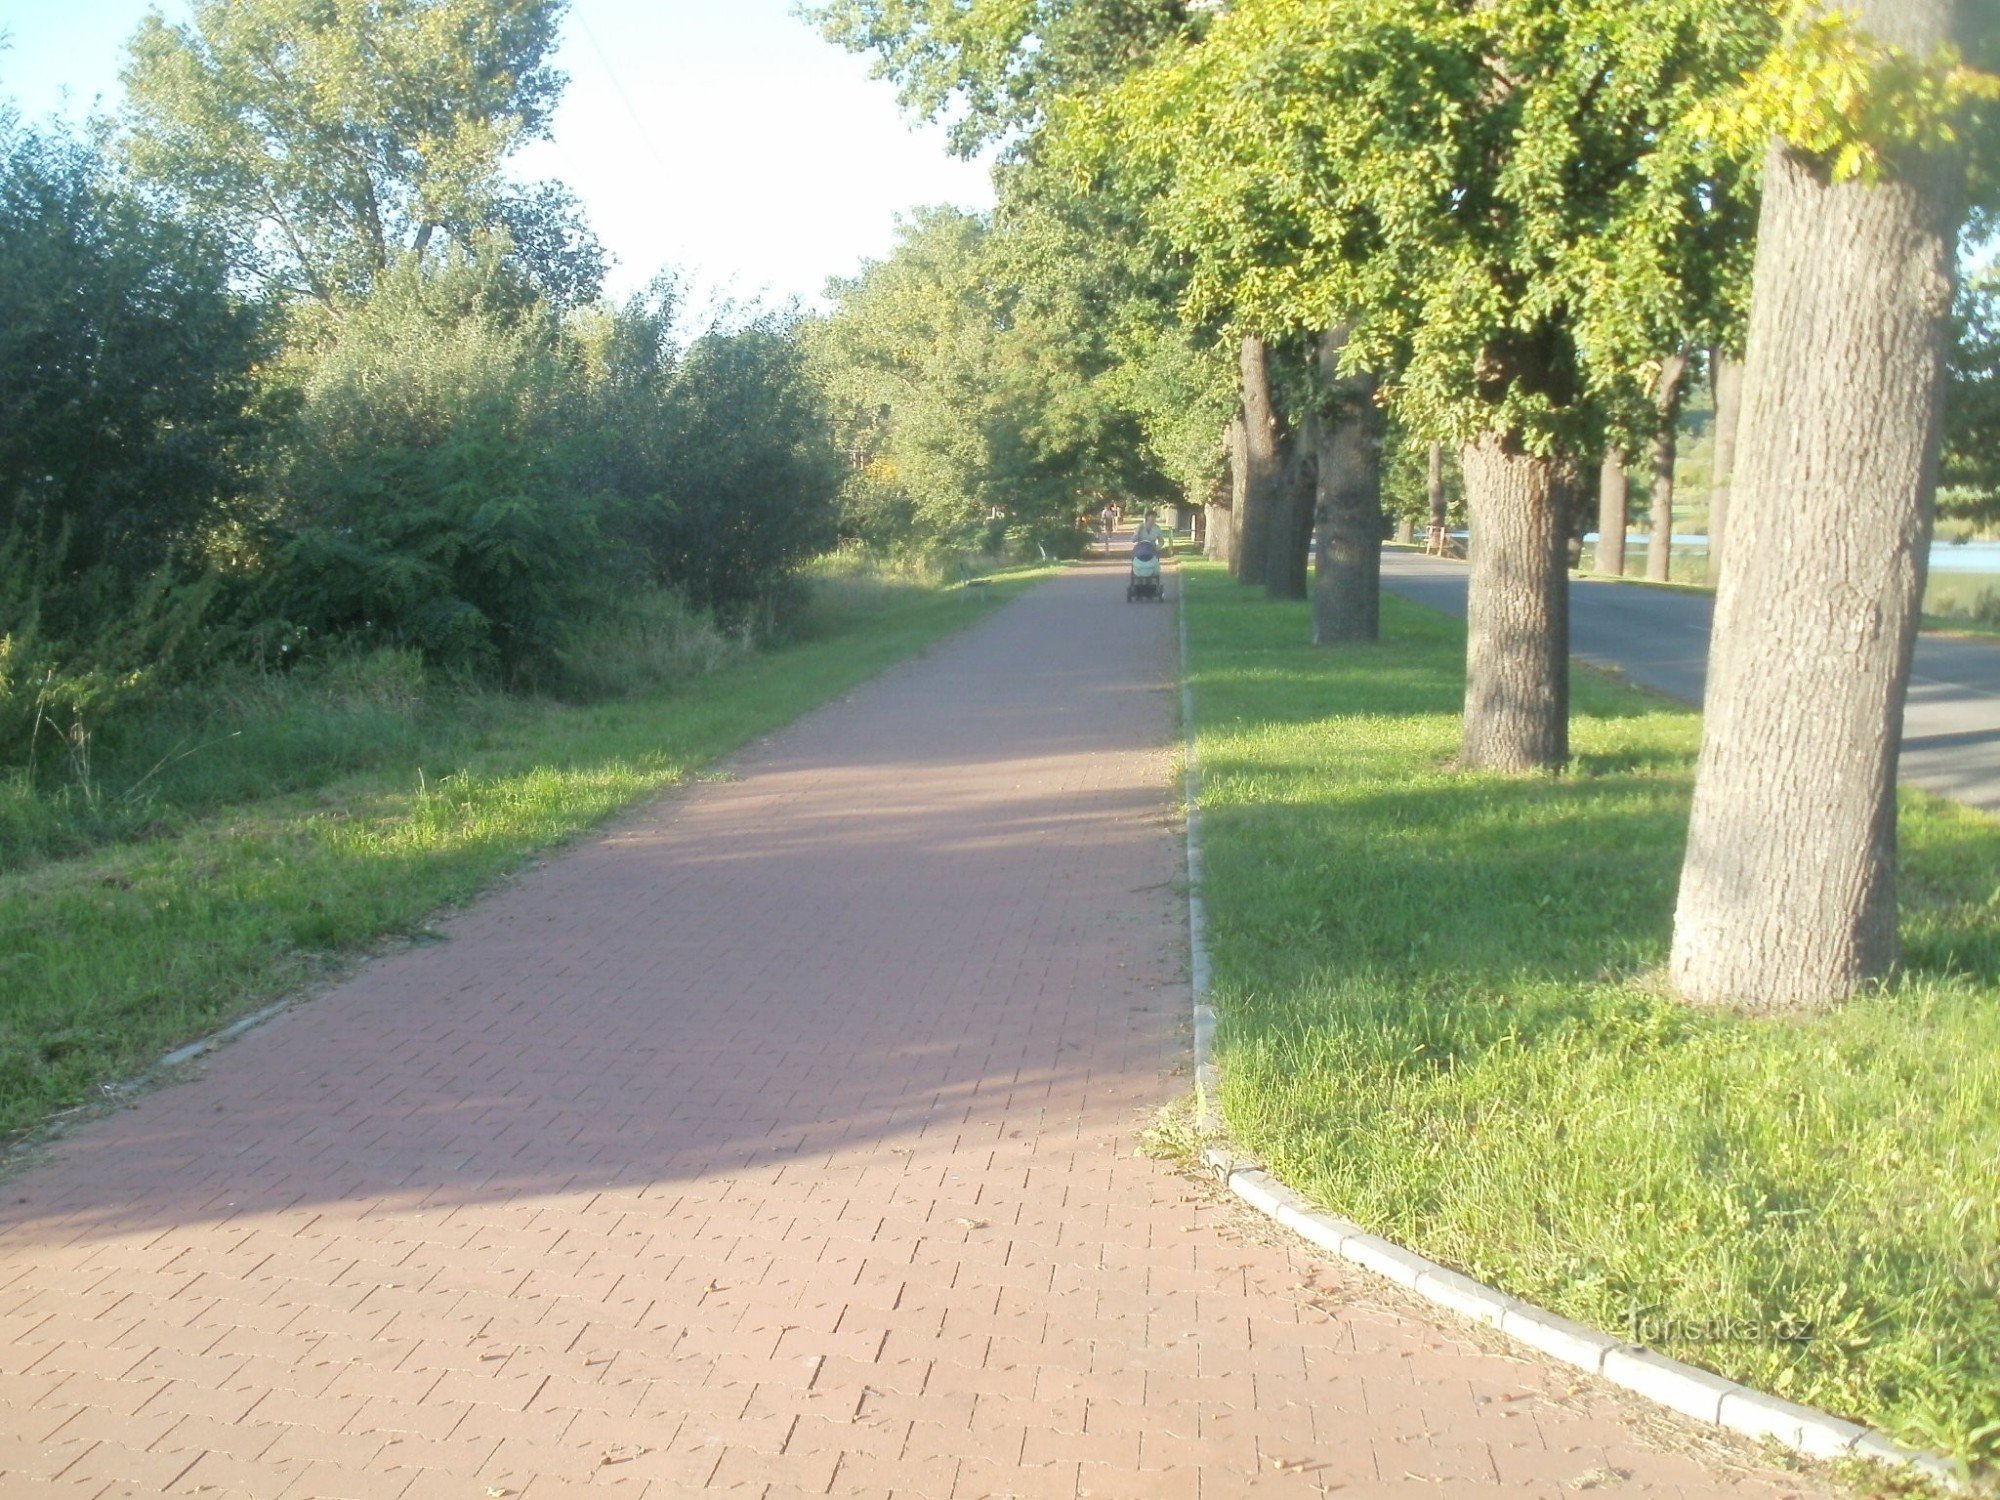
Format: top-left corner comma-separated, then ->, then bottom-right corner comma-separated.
1564,482 -> 1592,572
1268,421 -> 1316,599
1669,0 -> 1963,1009
1232,335 -> 1283,587
1706,352 -> 1742,584
1646,351 -> 1690,582
1312,326 -> 1383,643
1428,442 -> 1448,535
1461,434 -> 1573,771
1596,451 -> 1629,577
1215,414 -> 1244,565
1394,516 -> 1416,545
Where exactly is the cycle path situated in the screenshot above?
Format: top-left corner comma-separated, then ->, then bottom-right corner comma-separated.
0,556 -> 1828,1498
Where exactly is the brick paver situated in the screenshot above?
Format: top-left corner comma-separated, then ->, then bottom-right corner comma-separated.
0,558 -> 1831,1499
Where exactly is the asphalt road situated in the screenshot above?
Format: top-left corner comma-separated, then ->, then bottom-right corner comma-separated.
1379,549 -> 2000,815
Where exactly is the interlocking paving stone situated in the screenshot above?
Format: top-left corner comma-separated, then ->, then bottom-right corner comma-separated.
0,558 -> 1832,1497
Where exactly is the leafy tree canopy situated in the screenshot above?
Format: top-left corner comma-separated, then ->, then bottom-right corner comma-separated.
1068,0 -> 1773,453
809,204 -> 1183,552
121,0 -> 574,304
1944,261 -> 2000,519
803,0 -> 1201,156
991,176 -> 1235,506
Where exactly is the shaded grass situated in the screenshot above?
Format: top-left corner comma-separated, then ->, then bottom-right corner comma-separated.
1184,562 -> 2000,1469
0,563 -> 1054,1142
0,648 -> 447,869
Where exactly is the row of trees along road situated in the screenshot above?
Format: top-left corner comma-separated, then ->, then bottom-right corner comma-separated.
811,0 -> 1998,1011
805,201 -> 1226,559
1,0 -> 843,765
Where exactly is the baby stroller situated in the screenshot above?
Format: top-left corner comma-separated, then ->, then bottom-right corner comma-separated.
1127,539 -> 1163,602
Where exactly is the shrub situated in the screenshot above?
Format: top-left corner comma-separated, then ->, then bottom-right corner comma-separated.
548,589 -> 747,702
585,308 -> 844,618
260,246 -> 608,679
0,114 -> 260,601
0,533 -> 221,784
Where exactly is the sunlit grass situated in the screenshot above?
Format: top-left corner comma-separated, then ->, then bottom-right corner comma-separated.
0,561 -> 1055,1143
1184,561 -> 2000,1468
1923,570 -> 2000,633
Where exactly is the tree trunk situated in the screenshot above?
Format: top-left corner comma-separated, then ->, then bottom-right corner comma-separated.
1215,415 -> 1244,565
1670,0 -> 1962,1009
1268,422 -> 1316,599
1647,351 -> 1690,583
1428,441 -> 1448,533
1596,450 -> 1629,577
1233,334 -> 1283,587
1461,434 -> 1572,771
1707,352 -> 1742,585
1394,516 -> 1416,545
1565,484 -> 1590,572
1312,326 -> 1383,643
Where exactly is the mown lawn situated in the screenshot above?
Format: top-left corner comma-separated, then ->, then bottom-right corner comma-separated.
0,563 -> 1052,1144
1183,561 -> 2000,1470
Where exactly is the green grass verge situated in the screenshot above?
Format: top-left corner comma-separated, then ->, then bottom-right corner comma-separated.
1182,561 -> 2000,1469
1922,570 -> 2000,636
0,563 -> 1053,1143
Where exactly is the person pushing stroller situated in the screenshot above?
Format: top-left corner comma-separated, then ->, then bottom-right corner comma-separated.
1126,509 -> 1169,602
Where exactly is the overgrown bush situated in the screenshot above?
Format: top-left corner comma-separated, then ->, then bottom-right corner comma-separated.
260,247 -> 606,679
0,532 -> 222,789
0,108 -> 256,774
0,113 -> 262,603
548,589 -> 747,701
995,518 -> 1091,561
0,95 -> 853,871
576,294 -> 843,619
0,644 -> 434,867
252,261 -> 843,681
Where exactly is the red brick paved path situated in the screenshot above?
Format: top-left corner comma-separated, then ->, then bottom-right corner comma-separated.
0,559 -> 1826,1498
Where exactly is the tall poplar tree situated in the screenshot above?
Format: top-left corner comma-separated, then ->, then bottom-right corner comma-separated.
122,0 -> 572,303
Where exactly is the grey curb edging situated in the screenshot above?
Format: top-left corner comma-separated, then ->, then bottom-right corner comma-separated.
1170,568 -> 1971,1495
157,999 -> 294,1070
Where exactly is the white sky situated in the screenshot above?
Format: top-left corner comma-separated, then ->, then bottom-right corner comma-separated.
0,0 -> 998,307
